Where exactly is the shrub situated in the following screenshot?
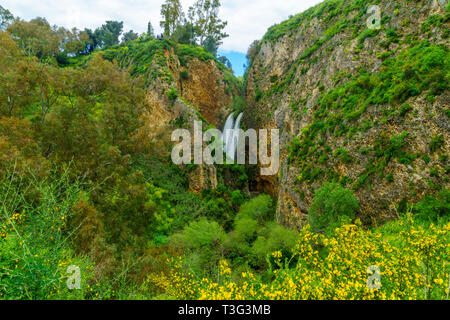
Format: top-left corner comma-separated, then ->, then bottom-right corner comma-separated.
224,217 -> 259,263
386,174 -> 394,182
413,189 -> 450,223
170,218 -> 226,276
308,183 -> 359,234
180,70 -> 189,80
167,87 -> 178,101
250,222 -> 298,268
430,135 -> 444,153
231,190 -> 246,208
255,88 -> 263,102
231,96 -> 246,114
0,170 -> 95,299
399,104 -> 413,117
171,218 -> 226,249
237,195 -> 274,223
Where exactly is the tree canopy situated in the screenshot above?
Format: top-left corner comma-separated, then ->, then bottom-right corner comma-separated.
0,5 -> 13,30
159,0 -> 228,56
160,0 -> 184,38
187,0 -> 228,47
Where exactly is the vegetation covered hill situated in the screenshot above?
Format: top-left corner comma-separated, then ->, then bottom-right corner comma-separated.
0,0 -> 449,300
245,0 -> 449,228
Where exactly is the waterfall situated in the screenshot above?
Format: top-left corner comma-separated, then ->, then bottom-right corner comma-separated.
222,112 -> 244,161
223,113 -> 235,159
230,113 -> 243,160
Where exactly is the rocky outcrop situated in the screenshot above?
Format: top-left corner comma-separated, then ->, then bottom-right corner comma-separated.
179,58 -> 235,127
246,0 -> 450,228
135,45 -> 237,192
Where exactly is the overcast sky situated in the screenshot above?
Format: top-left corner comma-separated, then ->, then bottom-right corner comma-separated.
1,0 -> 323,53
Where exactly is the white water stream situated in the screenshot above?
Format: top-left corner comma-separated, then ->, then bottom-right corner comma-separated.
222,112 -> 244,161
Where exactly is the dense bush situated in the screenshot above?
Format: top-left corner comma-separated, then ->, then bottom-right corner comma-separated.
169,218 -> 226,277
167,87 -> 178,101
413,189 -> 450,223
308,183 -> 359,234
0,170 -> 94,299
237,194 -> 274,223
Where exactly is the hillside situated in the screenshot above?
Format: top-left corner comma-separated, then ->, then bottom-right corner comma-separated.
0,0 -> 449,301
245,0 -> 449,228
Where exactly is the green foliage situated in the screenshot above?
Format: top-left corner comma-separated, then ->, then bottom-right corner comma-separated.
167,87 -> 178,101
398,103 -> 413,117
1,0 -> 449,300
374,132 -> 409,163
160,0 -> 184,38
0,170 -> 94,299
413,189 -> 450,223
430,135 -> 444,153
0,5 -> 13,30
95,21 -> 124,48
262,0 -> 348,42
224,195 -> 296,269
176,43 -> 216,64
187,0 -> 228,49
172,23 -> 196,45
231,190 -> 246,207
231,95 -> 246,114
170,217 -> 226,276
308,183 -> 359,234
334,147 -> 352,163
237,195 -> 274,223
254,88 -> 263,102
122,30 -> 139,43
250,222 -> 298,268
288,41 -> 448,188
180,69 -> 189,80
358,28 -> 379,49
173,218 -> 226,249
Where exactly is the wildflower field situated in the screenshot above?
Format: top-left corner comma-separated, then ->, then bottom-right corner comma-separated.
150,217 -> 449,300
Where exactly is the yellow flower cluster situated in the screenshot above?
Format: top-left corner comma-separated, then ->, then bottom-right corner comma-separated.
0,212 -> 24,239
147,257 -> 202,299
151,217 -> 449,300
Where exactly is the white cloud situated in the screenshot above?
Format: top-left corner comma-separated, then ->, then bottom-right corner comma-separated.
1,0 -> 323,52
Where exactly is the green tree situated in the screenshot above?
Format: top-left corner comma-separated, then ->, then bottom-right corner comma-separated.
202,36 -> 218,56
94,21 -> 123,48
7,17 -> 89,61
122,30 -> 139,43
308,183 -> 360,234
172,22 -> 196,45
160,0 -> 184,38
218,55 -> 232,69
0,32 -> 34,117
147,21 -> 155,38
7,17 -> 61,59
0,5 -> 13,30
187,0 -> 228,47
83,28 -> 98,53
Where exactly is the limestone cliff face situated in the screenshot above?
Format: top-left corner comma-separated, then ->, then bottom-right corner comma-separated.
130,44 -> 237,192
179,58 -> 235,127
246,0 -> 449,228
159,46 -> 237,128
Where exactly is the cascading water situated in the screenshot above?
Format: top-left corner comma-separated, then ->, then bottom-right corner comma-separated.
223,113 -> 235,159
230,113 -> 243,160
222,112 -> 244,161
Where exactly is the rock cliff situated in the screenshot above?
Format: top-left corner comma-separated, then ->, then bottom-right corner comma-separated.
245,0 -> 449,228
